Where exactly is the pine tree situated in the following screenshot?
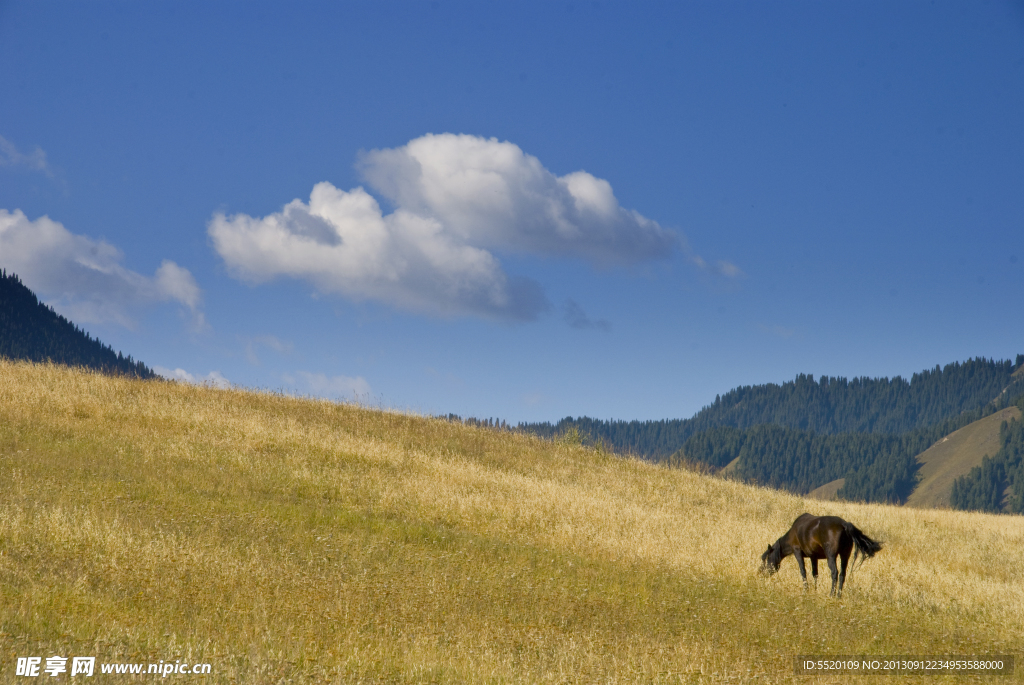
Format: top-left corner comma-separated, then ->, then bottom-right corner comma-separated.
0,270 -> 155,379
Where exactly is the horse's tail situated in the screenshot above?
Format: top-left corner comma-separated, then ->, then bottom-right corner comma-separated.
843,520 -> 882,571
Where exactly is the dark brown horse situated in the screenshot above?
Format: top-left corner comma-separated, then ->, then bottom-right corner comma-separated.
760,513 -> 882,597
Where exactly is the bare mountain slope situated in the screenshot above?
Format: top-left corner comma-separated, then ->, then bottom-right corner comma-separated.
905,405 -> 1022,509
807,477 -> 845,501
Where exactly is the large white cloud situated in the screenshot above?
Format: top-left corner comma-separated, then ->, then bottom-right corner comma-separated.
209,134 -> 677,321
358,133 -> 676,263
0,209 -> 203,328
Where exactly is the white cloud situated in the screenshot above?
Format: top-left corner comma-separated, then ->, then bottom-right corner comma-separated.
210,182 -> 543,320
357,133 -> 676,264
154,366 -> 230,389
0,135 -> 52,177
0,209 -> 203,329
283,371 -> 371,400
209,133 -> 677,321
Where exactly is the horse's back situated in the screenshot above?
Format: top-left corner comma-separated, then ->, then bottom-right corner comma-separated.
788,513 -> 817,536
813,515 -> 848,529
791,514 -> 850,557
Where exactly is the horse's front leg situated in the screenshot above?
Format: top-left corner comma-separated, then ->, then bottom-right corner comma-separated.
810,557 -> 819,591
794,550 -> 808,590
826,554 -> 839,597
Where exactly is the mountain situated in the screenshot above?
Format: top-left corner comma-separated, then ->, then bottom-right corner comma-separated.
521,358 -> 1024,460
0,270 -> 154,378
520,355 -> 1024,505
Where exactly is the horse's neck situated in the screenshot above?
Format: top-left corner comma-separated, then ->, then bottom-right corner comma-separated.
776,537 -> 794,557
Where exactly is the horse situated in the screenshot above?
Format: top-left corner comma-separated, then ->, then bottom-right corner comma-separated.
760,513 -> 882,597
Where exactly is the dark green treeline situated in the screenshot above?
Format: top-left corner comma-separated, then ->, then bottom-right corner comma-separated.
0,270 -> 154,379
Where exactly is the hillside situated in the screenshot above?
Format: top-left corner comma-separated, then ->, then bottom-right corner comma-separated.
0,270 -> 153,378
806,405 -> 1024,508
949,406 -> 1024,514
906,406 -> 1022,509
1,360 -> 1022,683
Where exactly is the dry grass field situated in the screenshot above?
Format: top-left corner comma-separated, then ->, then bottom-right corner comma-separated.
1,360 -> 1022,683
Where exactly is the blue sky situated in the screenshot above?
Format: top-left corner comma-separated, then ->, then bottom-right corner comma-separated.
1,1 -> 1022,423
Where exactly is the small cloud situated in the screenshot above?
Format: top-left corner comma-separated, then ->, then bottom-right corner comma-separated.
0,134 -> 53,178
283,371 -> 371,401
562,298 -> 611,331
715,260 -> 743,278
243,335 -> 293,365
154,365 -> 231,389
0,209 -> 204,329
689,252 -> 744,279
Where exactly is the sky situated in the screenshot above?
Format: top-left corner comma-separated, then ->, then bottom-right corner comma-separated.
1,1 -> 1022,424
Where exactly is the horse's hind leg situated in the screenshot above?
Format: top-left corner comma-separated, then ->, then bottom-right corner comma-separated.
837,551 -> 849,598
794,550 -> 809,590
810,558 -> 819,590
827,554 -> 839,596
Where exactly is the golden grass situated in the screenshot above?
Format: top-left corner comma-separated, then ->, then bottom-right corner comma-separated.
1,359 -> 1022,683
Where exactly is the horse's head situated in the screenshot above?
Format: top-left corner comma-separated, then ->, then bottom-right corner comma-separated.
760,544 -> 781,575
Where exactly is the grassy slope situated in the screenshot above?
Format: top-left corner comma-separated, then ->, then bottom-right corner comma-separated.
1,361 -> 1022,684
905,406 -> 1022,509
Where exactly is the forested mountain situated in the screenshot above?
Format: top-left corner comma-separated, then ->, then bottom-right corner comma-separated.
519,356 -> 1024,504
0,270 -> 154,378
678,393 -> 1023,504
950,394 -> 1024,514
520,358 -> 1024,459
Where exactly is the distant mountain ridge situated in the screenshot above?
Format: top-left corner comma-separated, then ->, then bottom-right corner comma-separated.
521,357 -> 1024,459
519,355 -> 1024,505
0,270 -> 154,378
